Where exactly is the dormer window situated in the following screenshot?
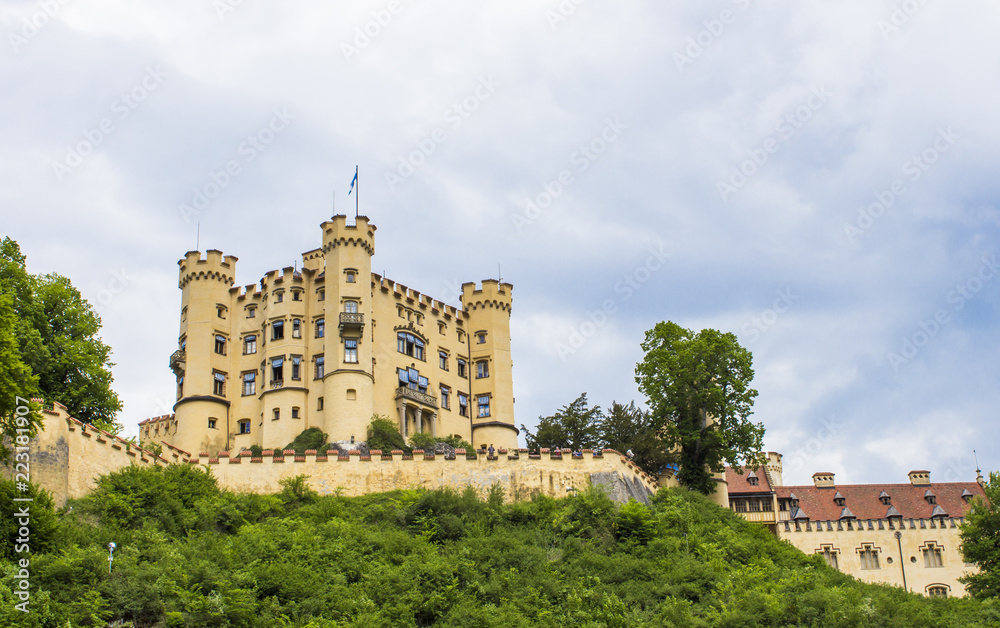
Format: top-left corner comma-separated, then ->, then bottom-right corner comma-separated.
925,489 -> 936,505
962,489 -> 974,503
747,470 -> 759,486
879,490 -> 891,505
833,491 -> 845,507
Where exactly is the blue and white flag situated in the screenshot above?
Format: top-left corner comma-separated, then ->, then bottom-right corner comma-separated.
348,172 -> 357,195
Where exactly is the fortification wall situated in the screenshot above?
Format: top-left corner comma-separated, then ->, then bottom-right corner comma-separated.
194,447 -> 656,503
2,402 -> 182,506
6,407 -> 657,505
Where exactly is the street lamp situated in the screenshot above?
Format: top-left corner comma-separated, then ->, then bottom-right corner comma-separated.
107,542 -> 116,574
894,531 -> 907,591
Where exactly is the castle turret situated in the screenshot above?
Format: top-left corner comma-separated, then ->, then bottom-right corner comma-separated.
321,215 -> 376,442
461,280 -> 518,449
172,250 -> 238,454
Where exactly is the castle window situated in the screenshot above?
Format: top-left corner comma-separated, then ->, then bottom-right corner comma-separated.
458,330 -> 465,343
292,406 -> 300,419
439,351 -> 448,370
927,585 -> 949,598
477,332 -> 486,344
344,340 -> 357,364
244,335 -> 257,355
215,335 -> 227,355
925,490 -> 937,505
273,408 -> 280,420
346,270 -> 356,283
459,393 -> 469,417
217,305 -> 226,319
315,356 -> 325,379
292,319 -> 301,338
238,419 -> 251,434
438,322 -> 446,335
923,543 -> 944,568
271,357 -> 284,383
176,376 -> 184,400
397,333 -> 425,360
457,359 -> 467,378
477,394 -> 491,418
242,372 -> 256,396
291,356 -> 301,380
272,320 -> 284,340
817,545 -> 839,570
318,289 -> 325,301
247,306 -> 256,318
181,306 -> 188,322
397,367 -> 428,393
274,291 -> 283,303
346,389 -> 356,400
345,300 -> 358,313
213,371 -> 226,396
292,290 -> 301,302
316,318 -> 325,338
732,498 -> 747,513
476,360 -> 489,379
208,418 -> 217,429
859,545 -> 880,570
440,385 -> 451,410
317,396 -> 324,410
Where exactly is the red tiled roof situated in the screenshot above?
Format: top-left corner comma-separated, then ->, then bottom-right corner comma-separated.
775,482 -> 986,520
726,466 -> 774,494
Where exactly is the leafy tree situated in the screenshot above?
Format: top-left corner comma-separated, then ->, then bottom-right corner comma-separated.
600,400 -> 673,477
0,236 -> 122,433
367,415 -> 407,452
284,427 -> 328,453
961,471 -> 1000,599
521,393 -> 602,451
409,432 -> 474,452
635,321 -> 764,494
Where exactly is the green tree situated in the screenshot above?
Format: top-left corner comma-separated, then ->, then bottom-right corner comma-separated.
0,238 -> 41,452
635,321 -> 764,494
367,415 -> 407,452
284,427 -> 328,453
521,393 -> 602,451
600,400 -> 672,477
0,236 -> 122,432
961,472 -> 1000,599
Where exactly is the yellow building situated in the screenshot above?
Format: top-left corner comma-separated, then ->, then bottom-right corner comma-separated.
145,215 -> 518,455
723,454 -> 988,597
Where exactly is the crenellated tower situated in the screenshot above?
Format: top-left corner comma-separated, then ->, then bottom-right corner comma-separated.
461,280 -> 518,449
321,215 -> 376,442
173,250 -> 238,454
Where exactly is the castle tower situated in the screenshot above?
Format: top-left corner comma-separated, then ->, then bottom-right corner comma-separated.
461,280 -> 518,449
321,215 -> 376,443
173,250 -> 238,454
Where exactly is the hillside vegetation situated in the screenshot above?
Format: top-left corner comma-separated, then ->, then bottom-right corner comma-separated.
2,467 -> 997,627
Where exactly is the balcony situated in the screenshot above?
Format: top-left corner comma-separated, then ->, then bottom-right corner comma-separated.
270,380 -> 284,390
395,386 -> 438,408
735,510 -> 777,524
169,349 -> 186,374
339,312 -> 364,337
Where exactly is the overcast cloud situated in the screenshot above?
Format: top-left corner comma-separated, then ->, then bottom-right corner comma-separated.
2,0 -> 998,485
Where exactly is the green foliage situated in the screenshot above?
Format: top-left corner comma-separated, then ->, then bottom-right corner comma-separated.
367,415 -> 407,452
284,427 -> 328,453
635,321 -> 765,494
1,465 -> 994,627
521,392 -> 603,451
0,236 -> 122,434
0,479 -> 58,561
408,432 -> 474,452
600,400 -> 673,476
961,471 -> 1000,599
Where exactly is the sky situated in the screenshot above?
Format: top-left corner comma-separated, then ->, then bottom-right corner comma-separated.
2,0 -> 998,486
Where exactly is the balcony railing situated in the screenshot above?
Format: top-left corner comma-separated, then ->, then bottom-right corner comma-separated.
270,380 -> 284,390
169,349 -> 186,373
735,510 -> 777,524
339,312 -> 364,336
395,386 -> 438,408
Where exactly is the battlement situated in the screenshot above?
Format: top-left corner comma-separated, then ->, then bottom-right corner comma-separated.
178,250 -> 238,288
262,266 -> 303,287
233,283 -> 262,300
782,515 -> 965,534
461,279 -> 513,312
321,214 -> 375,255
375,274 -> 465,320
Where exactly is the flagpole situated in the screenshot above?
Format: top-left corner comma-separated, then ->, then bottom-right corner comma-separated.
355,165 -> 359,219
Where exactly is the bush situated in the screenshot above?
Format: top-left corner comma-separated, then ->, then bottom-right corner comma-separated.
283,427 -> 327,453
367,415 -> 407,452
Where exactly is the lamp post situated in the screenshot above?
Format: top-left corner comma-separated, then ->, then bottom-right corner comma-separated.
894,531 -> 907,592
107,542 -> 116,574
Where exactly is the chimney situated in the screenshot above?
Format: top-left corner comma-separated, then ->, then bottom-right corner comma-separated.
812,472 -> 835,488
908,470 -> 931,486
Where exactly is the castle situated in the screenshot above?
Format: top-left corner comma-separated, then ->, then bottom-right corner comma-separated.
142,215 -> 519,455
720,453 -> 987,598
